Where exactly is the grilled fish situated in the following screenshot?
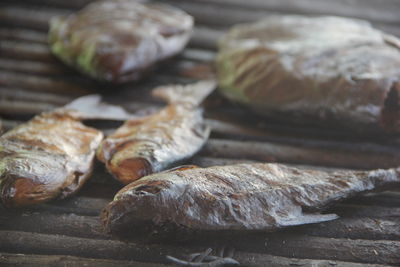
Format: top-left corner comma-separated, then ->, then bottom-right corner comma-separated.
97,80 -> 216,185
102,163 -> 400,236
0,95 -> 131,208
49,0 -> 193,83
216,16 -> 400,134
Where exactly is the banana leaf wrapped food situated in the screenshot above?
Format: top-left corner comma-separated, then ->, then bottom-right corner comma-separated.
216,16 -> 400,134
49,0 -> 193,83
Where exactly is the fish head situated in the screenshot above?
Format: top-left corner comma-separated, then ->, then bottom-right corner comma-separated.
109,156 -> 153,185
102,173 -> 186,238
0,152 -> 70,208
0,174 -> 59,207
99,138 -> 155,185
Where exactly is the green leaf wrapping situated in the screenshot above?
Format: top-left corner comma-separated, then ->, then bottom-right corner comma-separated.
216,16 -> 400,133
49,0 -> 193,83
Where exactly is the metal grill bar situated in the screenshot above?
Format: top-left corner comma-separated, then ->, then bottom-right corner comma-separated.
1,0 -> 400,266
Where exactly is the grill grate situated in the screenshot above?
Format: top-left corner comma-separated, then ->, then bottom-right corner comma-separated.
1,0 -> 400,266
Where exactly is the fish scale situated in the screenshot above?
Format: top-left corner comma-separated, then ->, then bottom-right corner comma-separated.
103,163 -> 400,235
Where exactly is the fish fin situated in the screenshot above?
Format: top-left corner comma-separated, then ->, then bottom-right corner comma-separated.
152,80 -> 217,106
383,33 -> 400,49
63,94 -> 136,121
164,165 -> 199,173
279,213 -> 338,227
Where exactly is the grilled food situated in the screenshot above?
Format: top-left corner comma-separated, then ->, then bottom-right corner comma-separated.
49,0 -> 193,83
216,16 -> 400,133
0,94 -> 132,208
0,109 -> 103,208
102,163 -> 400,236
97,80 -> 216,185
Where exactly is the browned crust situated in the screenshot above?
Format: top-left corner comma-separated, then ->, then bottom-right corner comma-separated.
0,109 -> 103,208
97,104 -> 209,185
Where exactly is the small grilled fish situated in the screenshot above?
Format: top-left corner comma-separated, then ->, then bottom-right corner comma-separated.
216,16 -> 400,133
0,95 -> 130,208
49,0 -> 193,83
102,163 -> 400,236
97,80 -> 216,185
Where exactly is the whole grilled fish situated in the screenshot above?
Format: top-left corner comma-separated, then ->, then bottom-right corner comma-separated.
102,163 -> 400,236
97,80 -> 216,185
0,95 -> 131,208
49,0 -> 193,83
216,16 -> 400,134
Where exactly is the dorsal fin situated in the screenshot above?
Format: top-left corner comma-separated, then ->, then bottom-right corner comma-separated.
164,165 -> 199,173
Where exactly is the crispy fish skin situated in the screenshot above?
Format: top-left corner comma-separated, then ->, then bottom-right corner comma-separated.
49,0 -> 193,83
102,163 -> 400,236
0,109 -> 103,208
97,81 -> 215,185
216,16 -> 400,133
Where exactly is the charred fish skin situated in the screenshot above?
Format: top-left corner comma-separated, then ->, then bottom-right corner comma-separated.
102,163 -> 400,237
97,107 -> 210,184
49,0 -> 193,83
97,81 -> 216,185
216,15 -> 400,133
0,109 -> 103,208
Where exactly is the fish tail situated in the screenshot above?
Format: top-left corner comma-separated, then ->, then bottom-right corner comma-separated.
394,167 -> 400,181
366,167 -> 400,189
152,79 -> 217,106
63,94 -> 134,121
383,33 -> 400,49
